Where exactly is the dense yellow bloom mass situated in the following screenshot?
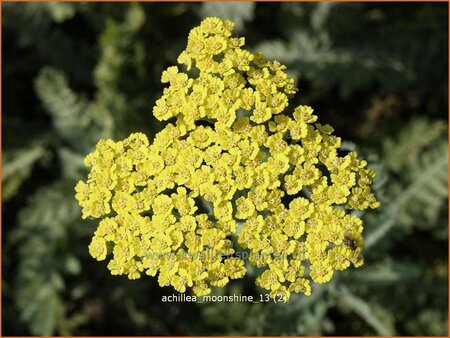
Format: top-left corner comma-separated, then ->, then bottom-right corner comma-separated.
75,17 -> 380,301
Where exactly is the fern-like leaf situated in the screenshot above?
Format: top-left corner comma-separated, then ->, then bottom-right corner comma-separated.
2,145 -> 47,201
396,140 -> 448,228
13,181 -> 82,335
366,138 -> 448,248
383,118 -> 446,172
34,67 -> 112,152
201,2 -> 255,32
333,286 -> 395,336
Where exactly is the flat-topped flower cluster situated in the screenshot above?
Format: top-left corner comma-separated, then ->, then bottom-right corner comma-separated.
75,17 -> 379,301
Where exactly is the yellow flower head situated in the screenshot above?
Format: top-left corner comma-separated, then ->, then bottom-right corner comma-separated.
75,17 -> 380,301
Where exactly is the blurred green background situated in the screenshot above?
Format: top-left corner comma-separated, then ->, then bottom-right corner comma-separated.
2,2 -> 448,336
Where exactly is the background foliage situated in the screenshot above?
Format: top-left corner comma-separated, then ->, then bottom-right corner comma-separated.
3,2 -> 448,336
